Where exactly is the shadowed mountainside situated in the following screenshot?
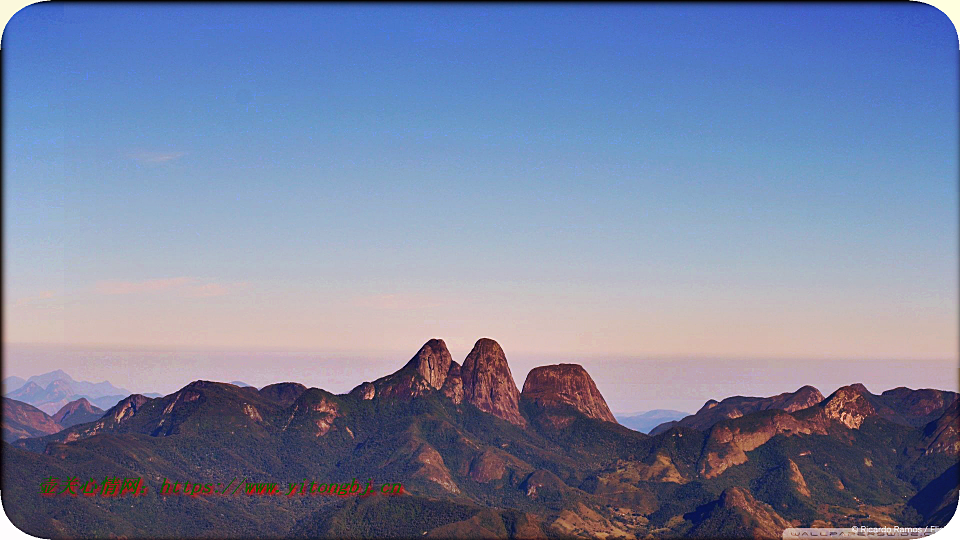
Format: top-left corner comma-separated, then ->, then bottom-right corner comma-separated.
2,398 -> 63,442
52,398 -> 105,429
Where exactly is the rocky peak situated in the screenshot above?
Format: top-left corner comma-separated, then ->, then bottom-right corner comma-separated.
57,396 -> 94,412
52,398 -> 97,419
718,486 -> 752,508
349,339 -> 458,401
402,338 -> 454,390
830,383 -> 870,400
779,385 -> 825,412
819,384 -> 876,429
183,380 -> 219,391
350,381 -> 376,400
849,383 -> 870,394
106,394 -> 152,424
52,398 -> 106,429
461,338 -> 526,427
440,362 -> 463,405
786,459 -> 811,497
521,364 -> 617,423
700,399 -> 719,412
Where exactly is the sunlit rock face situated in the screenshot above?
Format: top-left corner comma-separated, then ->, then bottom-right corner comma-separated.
819,385 -> 876,429
461,338 -> 526,427
521,364 -> 617,423
350,338 -> 457,401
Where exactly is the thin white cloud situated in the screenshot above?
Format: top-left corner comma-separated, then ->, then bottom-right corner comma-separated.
96,277 -> 195,295
354,293 -> 444,311
13,290 -> 56,307
95,278 -> 249,298
126,151 -> 187,163
182,281 -> 251,298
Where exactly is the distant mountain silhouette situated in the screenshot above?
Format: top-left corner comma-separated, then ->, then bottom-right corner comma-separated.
4,370 -> 133,414
2,375 -> 27,394
616,409 -> 689,433
88,394 -> 136,410
24,369 -> 74,389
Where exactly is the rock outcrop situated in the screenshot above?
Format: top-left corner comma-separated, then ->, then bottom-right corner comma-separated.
352,382 -> 376,400
460,339 -> 526,427
598,455 -> 687,486
920,401 -> 960,455
104,394 -> 152,425
350,339 -> 458,401
521,364 -> 617,423
687,487 -> 792,539
468,449 -> 508,483
787,459 -> 811,497
407,339 -> 455,389
772,385 -> 826,412
440,362 -> 464,405
386,436 -> 461,494
520,469 -> 569,500
816,384 -> 876,429
698,410 -> 827,478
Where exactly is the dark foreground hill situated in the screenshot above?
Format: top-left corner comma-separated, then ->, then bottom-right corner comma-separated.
2,338 -> 957,539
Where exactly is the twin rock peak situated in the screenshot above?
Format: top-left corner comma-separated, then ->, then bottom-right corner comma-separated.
349,338 -> 617,427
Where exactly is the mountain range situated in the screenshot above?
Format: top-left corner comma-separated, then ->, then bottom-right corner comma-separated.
3,369 -> 160,414
2,338 -> 957,539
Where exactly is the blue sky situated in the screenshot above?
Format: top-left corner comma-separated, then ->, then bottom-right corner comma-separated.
3,5 -> 957,407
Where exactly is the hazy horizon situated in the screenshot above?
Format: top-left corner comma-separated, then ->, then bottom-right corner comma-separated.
4,342 -> 956,414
